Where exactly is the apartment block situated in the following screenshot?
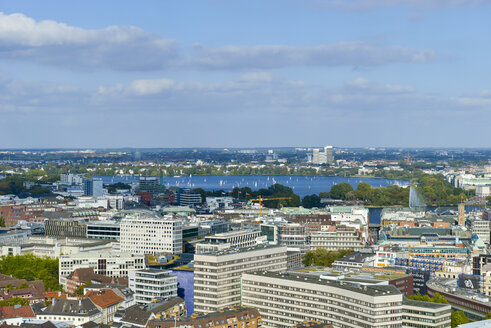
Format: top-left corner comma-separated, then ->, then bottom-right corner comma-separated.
194,245 -> 287,313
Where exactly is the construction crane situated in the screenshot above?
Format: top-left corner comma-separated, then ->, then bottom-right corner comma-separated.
248,195 -> 293,217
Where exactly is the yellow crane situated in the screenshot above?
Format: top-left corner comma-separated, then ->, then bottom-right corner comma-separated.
248,195 -> 292,217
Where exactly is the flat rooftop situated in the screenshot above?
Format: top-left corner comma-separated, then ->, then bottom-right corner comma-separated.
244,271 -> 402,297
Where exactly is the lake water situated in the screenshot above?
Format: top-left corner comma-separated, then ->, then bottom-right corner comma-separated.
96,175 -> 409,198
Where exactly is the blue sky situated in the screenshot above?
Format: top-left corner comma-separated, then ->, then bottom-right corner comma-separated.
0,0 -> 490,148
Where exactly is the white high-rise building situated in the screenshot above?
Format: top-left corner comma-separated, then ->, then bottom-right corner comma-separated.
128,269 -> 177,305
120,212 -> 182,255
312,146 -> 333,165
193,245 -> 287,313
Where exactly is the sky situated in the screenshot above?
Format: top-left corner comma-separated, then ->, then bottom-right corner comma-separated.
0,0 -> 490,148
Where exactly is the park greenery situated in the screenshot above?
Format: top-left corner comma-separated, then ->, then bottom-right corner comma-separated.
0,254 -> 61,291
302,248 -> 354,267
408,292 -> 469,327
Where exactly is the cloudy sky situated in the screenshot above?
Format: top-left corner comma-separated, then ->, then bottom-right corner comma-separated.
0,0 -> 490,148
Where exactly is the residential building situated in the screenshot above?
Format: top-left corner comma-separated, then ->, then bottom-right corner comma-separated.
0,305 -> 36,326
194,245 -> 287,313
36,299 -> 102,325
128,269 -> 178,305
402,298 -> 451,328
115,297 -> 186,327
120,212 -> 182,255
60,173 -> 84,185
65,268 -> 126,294
241,271 -> 403,328
146,307 -> 262,328
86,288 -> 125,324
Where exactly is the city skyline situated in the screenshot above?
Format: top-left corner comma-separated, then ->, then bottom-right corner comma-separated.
1,0 -> 490,148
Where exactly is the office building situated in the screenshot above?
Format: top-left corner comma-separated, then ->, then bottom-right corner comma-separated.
87,220 -> 120,240
84,178 -> 103,197
241,271 -> 403,328
402,298 -> 451,328
129,269 -> 178,305
310,226 -> 365,251
194,245 -> 287,313
471,218 -> 490,244
261,222 -> 307,246
59,252 -> 145,287
120,212 -> 182,255
137,177 -> 161,193
195,230 -> 263,254
178,189 -> 202,207
44,219 -> 87,238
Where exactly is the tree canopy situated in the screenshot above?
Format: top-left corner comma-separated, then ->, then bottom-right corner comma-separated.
0,254 -> 61,291
302,248 -> 353,267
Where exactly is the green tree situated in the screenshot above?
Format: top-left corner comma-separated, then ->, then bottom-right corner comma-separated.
483,312 -> 491,320
0,254 -> 61,291
451,310 -> 469,327
301,194 -> 321,208
74,282 -> 91,296
0,216 -> 5,227
329,183 -> 354,200
302,248 -> 354,267
0,297 -> 29,306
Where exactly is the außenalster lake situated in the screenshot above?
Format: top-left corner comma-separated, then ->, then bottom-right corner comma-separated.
96,175 -> 409,198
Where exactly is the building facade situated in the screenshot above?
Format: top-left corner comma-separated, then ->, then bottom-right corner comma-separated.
120,212 -> 182,255
129,269 -> 178,305
241,271 -> 403,328
194,245 -> 287,314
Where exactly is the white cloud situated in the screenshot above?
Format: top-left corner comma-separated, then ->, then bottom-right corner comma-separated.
0,12 -> 178,70
186,42 -> 434,69
0,12 -> 435,71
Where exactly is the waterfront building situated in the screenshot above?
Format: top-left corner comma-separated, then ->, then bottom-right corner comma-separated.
120,212 -> 182,255
137,177 -> 160,193
241,271 -> 403,328
128,269 -> 178,305
193,245 -> 287,313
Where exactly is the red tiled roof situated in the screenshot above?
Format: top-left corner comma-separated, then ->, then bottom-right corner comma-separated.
0,305 -> 35,319
86,289 -> 124,308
